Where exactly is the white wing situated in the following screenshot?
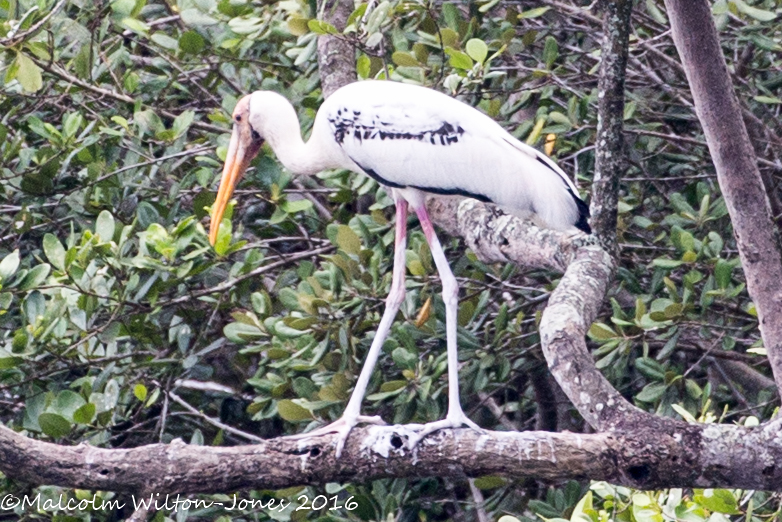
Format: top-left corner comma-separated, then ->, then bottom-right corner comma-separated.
318,82 -> 589,232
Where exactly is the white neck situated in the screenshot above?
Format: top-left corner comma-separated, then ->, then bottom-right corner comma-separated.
250,92 -> 335,176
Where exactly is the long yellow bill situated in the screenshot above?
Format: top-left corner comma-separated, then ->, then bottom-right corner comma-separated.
209,123 -> 262,246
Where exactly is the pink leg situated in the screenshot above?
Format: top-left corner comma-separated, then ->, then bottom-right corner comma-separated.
288,191 -> 409,457
408,202 -> 481,447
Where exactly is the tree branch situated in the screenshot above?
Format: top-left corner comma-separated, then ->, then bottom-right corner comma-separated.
0,0 -> 68,47
589,0 -> 633,252
3,420 -> 782,493
316,0 -> 356,98
664,0 -> 782,397
32,57 -> 227,135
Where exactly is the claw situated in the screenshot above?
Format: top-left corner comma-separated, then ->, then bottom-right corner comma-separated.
406,412 -> 483,450
286,414 -> 386,457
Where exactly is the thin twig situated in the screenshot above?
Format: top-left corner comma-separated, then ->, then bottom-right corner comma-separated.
168,391 -> 265,443
158,245 -> 334,307
0,0 -> 68,47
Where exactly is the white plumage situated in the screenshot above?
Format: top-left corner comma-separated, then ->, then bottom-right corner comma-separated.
210,80 -> 590,457
247,81 -> 590,233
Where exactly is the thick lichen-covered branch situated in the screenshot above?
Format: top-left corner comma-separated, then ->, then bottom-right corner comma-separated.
4,420 -> 782,493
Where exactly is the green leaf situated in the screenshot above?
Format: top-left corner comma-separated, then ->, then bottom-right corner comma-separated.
179,30 -> 206,53
26,42 -> 50,61
96,210 -> 115,241
38,412 -> 72,438
346,3 -> 368,27
63,112 -> 84,138
645,0 -> 668,24
632,493 -> 663,522
714,259 -> 733,289
465,39 -> 488,63
473,476 -> 506,489
407,259 -> 425,276
357,54 -> 371,79
653,258 -> 684,268
392,51 -> 420,67
121,17 -> 150,34
214,218 -> 233,256
392,347 -> 417,370
379,380 -> 407,392
478,0 -> 501,13
754,95 -> 782,104
281,199 -> 313,214
685,379 -> 703,399
111,0 -> 135,16
277,400 -> 313,421
366,1 -> 390,33
18,264 -> 51,291
549,111 -> 572,126
55,390 -> 86,420
172,111 -> 195,138
335,225 -> 361,255
694,489 -> 740,514
446,48 -> 473,70
134,384 -> 148,402
134,109 -> 164,137
439,28 -> 460,47
636,382 -> 667,402
588,322 -> 616,340
307,19 -> 338,35
73,403 -> 96,424
146,388 -> 161,408
518,6 -> 551,19
528,500 -> 560,519
635,357 -> 667,380
543,36 -> 559,69
287,17 -> 310,36
571,491 -> 593,522
124,71 -> 139,92
151,33 -> 179,50
180,8 -> 218,26
0,250 -> 21,281
73,44 -> 91,79
224,322 -> 265,343
731,0 -> 776,21
15,52 -> 42,92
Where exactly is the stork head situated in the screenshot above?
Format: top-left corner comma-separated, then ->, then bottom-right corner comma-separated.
209,94 -> 265,246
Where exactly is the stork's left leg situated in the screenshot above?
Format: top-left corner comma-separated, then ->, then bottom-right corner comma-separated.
407,201 -> 482,448
285,192 -> 409,457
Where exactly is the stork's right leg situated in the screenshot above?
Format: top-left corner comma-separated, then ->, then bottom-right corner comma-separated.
286,192 -> 408,457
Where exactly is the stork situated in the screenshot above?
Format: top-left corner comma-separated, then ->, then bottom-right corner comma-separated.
209,80 -> 591,456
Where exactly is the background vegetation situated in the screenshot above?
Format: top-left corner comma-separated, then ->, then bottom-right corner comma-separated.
1,0 -> 782,519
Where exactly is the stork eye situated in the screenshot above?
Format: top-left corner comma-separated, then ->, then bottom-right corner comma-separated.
235,115 -> 242,122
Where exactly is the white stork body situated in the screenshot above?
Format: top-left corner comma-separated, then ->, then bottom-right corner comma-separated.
210,80 -> 590,456
251,81 -> 590,234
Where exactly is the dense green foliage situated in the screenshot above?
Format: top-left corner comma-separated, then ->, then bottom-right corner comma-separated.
1,0 -> 782,519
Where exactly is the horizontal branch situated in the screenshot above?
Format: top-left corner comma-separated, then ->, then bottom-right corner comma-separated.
3,421 -> 782,494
